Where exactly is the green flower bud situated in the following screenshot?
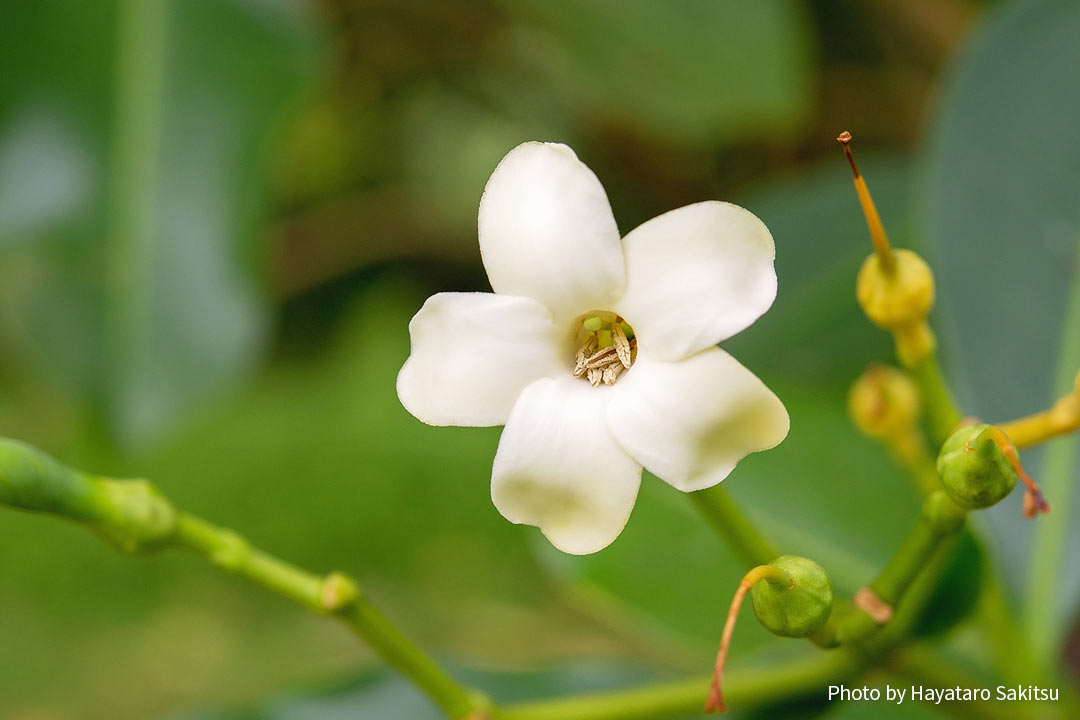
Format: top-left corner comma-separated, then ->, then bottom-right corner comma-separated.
751,555 -> 834,638
848,363 -> 920,439
856,249 -> 934,330
936,424 -> 1017,510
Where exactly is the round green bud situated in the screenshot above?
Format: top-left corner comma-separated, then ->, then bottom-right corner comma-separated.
936,424 -> 1017,510
751,556 -> 834,638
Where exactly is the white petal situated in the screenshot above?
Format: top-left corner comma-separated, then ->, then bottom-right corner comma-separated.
491,377 -> 642,554
397,293 -> 565,427
606,347 -> 789,492
615,201 -> 777,361
478,142 -> 625,324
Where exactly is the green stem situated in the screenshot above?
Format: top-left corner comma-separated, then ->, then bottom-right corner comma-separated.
689,485 -> 778,566
910,353 -> 963,447
825,491 -> 966,644
1024,256 -> 1080,673
872,513 -> 949,605
499,651 -> 861,720
0,439 -> 484,720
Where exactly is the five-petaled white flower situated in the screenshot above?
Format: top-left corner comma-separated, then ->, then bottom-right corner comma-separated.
397,142 -> 789,554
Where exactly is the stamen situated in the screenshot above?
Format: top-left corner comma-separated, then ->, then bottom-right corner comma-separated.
573,311 -> 636,386
837,131 -> 896,273
573,336 -> 598,377
585,346 -> 617,368
613,324 -> 632,368
602,363 -> 624,385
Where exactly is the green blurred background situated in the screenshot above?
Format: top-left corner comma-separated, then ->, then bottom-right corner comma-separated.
1,0 -> 1078,718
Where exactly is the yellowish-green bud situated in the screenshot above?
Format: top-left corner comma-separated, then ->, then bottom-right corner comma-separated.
937,424 -> 1017,510
848,364 -> 920,439
856,249 -> 934,330
751,555 -> 833,638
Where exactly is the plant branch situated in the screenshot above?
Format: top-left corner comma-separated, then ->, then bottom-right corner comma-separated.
1000,385 -> 1079,450
499,651 -> 862,720
909,353 -> 963,447
815,491 -> 967,645
0,438 -> 486,720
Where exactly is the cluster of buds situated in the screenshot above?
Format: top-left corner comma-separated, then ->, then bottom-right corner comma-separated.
707,133 -> 1060,715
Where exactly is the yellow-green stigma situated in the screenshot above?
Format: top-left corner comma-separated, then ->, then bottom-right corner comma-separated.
573,311 -> 636,386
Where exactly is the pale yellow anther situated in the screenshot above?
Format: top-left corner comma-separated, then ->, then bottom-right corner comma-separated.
574,310 -> 636,386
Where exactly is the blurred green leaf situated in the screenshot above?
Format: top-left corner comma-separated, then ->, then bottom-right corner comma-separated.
0,108 -> 93,245
0,0 -> 318,446
912,529 -> 985,638
920,0 -> 1080,648
498,0 -> 814,146
105,0 -> 317,445
166,666 -> 674,720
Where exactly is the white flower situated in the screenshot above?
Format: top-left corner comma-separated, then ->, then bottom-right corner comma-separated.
397,142 -> 790,555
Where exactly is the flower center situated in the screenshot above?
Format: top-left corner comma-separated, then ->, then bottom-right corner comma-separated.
572,311 -> 636,386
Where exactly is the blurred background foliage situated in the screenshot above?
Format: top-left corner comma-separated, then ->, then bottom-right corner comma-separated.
0,0 -> 1077,718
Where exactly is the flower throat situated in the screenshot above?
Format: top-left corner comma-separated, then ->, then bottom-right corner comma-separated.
573,311 -> 636,386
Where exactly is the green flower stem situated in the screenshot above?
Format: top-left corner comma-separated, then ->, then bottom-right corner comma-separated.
0,438 -> 485,720
689,485 -> 778,566
822,491 -> 967,644
870,495 -> 965,605
909,353 -> 963,447
892,429 -> 941,498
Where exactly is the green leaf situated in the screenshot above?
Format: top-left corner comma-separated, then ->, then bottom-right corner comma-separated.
105,0 -> 316,445
498,0 -> 814,146
0,0 -> 317,446
920,0 -> 1080,663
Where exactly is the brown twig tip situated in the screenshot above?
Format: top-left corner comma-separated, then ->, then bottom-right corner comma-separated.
837,130 -> 852,144
1023,489 -> 1052,518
